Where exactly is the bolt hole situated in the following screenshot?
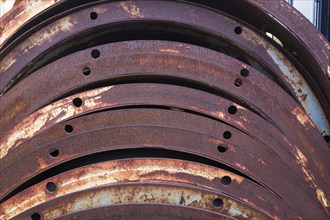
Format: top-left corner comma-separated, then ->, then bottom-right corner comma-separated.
31,213 -> 41,220
46,182 -> 57,193
90,11 -> 98,20
65,124 -> 74,133
218,145 -> 227,153
324,135 -> 330,143
234,78 -> 242,87
234,26 -> 242,34
223,131 -> 232,139
73,98 -> 83,107
91,49 -> 100,59
213,198 -> 223,208
240,68 -> 249,77
82,67 -> 91,76
221,176 -> 232,185
228,106 -> 237,114
292,51 -> 298,57
49,149 -> 59,157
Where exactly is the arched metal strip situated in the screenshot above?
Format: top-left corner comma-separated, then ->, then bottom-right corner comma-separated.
1,41 -> 327,179
0,109 -> 309,217
0,0 -> 61,47
0,116 -> 326,217
1,40 -> 328,205
0,158 -> 300,219
1,83 -> 328,214
0,1 -> 328,136
52,204 -> 233,220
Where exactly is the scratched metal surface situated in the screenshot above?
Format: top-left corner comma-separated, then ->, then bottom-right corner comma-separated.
0,0 -> 329,219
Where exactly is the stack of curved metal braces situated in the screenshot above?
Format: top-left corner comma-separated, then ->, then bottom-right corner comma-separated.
0,1 -> 329,219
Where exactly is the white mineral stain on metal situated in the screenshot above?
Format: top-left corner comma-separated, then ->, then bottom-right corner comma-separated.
242,27 -> 329,135
1,16 -> 77,74
267,49 -> 329,135
0,86 -> 113,160
0,0 -> 59,46
227,201 -> 249,218
120,1 -> 144,18
22,16 -> 77,54
0,159 -> 242,219
159,48 -> 180,54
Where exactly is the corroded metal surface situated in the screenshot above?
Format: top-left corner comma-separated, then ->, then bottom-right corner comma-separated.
1,158 -> 294,219
0,1 -> 328,136
0,0 -> 329,219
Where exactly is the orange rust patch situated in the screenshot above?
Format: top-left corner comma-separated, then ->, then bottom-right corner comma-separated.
0,0 -> 60,46
291,107 -> 315,128
120,1 -> 144,18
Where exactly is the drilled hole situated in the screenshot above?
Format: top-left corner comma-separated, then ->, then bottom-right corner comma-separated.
65,124 -> 74,133
91,49 -> 100,58
221,176 -> 232,185
82,67 -> 91,76
223,131 -> 232,139
240,68 -> 249,77
49,149 -> 59,157
234,26 -> 242,34
72,98 -> 83,107
234,78 -> 242,87
46,182 -> 57,193
217,145 -> 227,153
31,213 -> 41,220
325,135 -> 330,143
213,198 -> 223,208
90,12 -> 98,20
228,106 -> 237,114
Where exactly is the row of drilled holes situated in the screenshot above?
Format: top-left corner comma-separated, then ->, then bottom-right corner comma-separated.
50,67 -> 248,159
84,47 -> 249,88
33,13 -> 247,219
30,176 -> 229,220
31,196 -> 225,219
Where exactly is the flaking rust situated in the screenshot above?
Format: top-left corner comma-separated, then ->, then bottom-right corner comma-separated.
0,0 -> 329,219
1,159 -> 274,220
0,0 -> 60,46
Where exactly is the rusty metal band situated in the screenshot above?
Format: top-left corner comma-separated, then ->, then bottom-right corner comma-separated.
0,1 -> 328,136
1,80 -> 329,189
0,40 -> 328,183
1,0 -> 329,219
1,40 -> 329,211
0,127 -> 320,218
52,204 -> 232,220
1,83 -> 328,212
1,99 -> 328,216
0,0 -> 61,48
0,158 -> 300,219
0,109 -> 313,215
243,0 -> 330,94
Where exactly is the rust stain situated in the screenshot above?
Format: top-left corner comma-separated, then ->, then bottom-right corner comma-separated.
291,107 -> 315,128
0,16 -> 77,74
235,163 -> 248,171
0,86 -> 114,160
291,143 -> 330,209
242,26 -> 329,135
93,7 -> 107,14
0,0 -> 60,46
158,48 -> 180,54
120,1 -> 144,18
21,16 -> 77,54
1,159 -> 270,219
225,199 -> 269,220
